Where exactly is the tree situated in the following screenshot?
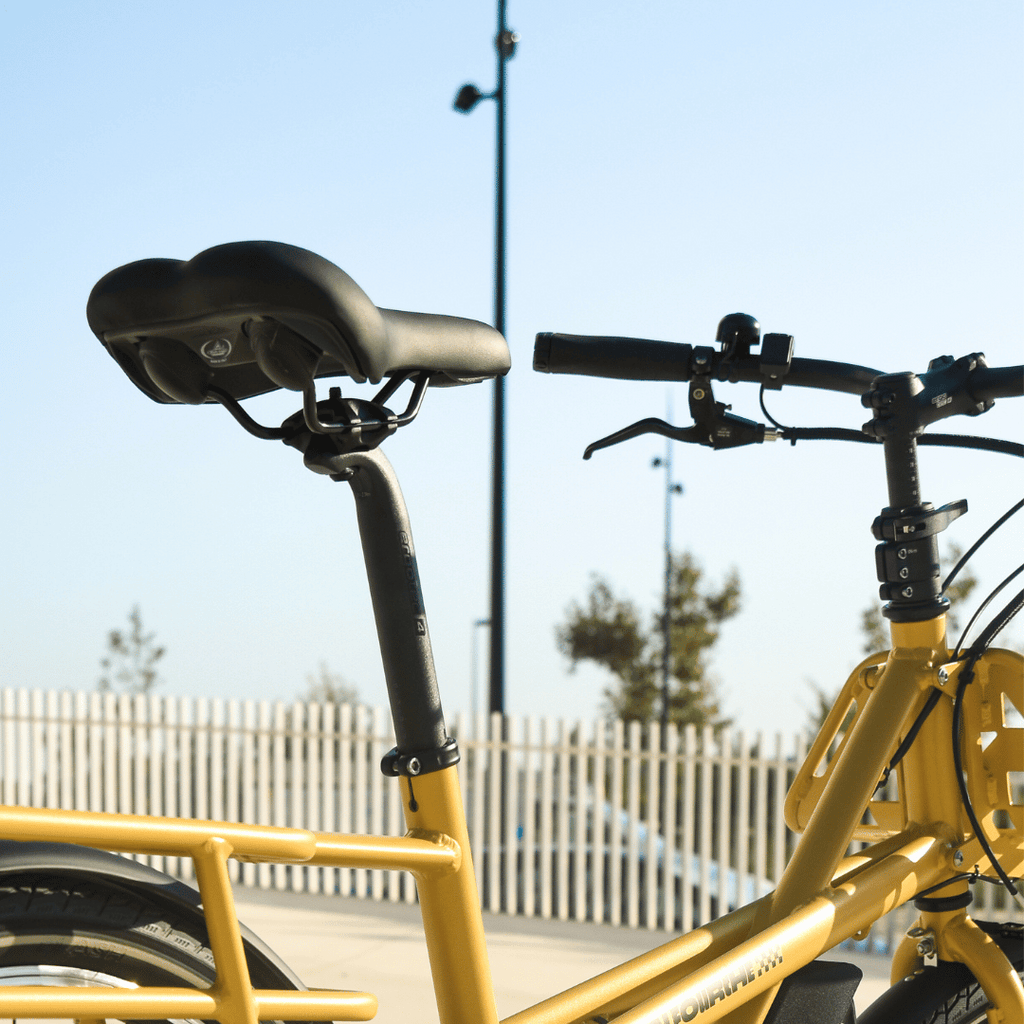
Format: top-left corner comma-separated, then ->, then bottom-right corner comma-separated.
556,553 -> 740,728
301,661 -> 358,705
98,605 -> 165,694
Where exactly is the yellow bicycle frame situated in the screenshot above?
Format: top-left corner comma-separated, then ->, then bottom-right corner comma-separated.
0,616 -> 1020,1023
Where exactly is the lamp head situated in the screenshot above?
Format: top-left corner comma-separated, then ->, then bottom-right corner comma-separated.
454,83 -> 484,113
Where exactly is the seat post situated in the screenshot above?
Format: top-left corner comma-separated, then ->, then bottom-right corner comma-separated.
309,447 -> 453,763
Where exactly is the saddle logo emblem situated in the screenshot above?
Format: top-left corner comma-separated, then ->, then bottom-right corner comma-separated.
201,338 -> 232,364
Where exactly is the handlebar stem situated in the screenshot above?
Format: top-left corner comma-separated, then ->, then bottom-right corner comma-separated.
882,433 -> 923,511
865,374 -> 971,622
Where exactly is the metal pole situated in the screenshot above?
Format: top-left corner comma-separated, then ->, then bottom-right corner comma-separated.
489,0 -> 510,716
661,434 -> 673,732
654,410 -> 682,853
453,3 -> 516,716
654,399 -> 682,730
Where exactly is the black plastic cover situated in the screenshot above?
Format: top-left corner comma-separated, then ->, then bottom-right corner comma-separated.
762,959 -> 861,1024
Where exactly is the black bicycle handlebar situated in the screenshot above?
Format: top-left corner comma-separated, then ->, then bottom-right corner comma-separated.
533,331 -> 1023,404
968,365 -> 1024,402
534,332 -> 883,396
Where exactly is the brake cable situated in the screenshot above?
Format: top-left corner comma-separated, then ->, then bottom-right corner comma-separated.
758,386 -> 1024,456
920,434 -> 1024,457
951,586 -> 1024,908
915,868 -> 1008,898
874,689 -> 943,795
953,563 -> 1024,659
944,497 -> 1024,592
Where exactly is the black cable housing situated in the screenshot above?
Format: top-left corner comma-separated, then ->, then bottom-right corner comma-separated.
953,563 -> 1024,659
874,689 -> 943,794
757,386 -> 1022,457
951,586 -> 1024,900
915,870 -> 1006,899
943,498 -> 1024,593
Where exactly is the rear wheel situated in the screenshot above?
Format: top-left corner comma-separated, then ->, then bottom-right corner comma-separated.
0,873 -> 302,1024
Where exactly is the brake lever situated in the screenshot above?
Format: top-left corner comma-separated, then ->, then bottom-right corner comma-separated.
583,418 -> 702,460
583,378 -> 779,460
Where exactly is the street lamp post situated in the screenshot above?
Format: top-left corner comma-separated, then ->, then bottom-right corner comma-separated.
454,1 -> 518,716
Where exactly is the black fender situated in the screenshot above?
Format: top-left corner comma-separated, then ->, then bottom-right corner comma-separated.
0,839 -> 306,992
858,922 -> 1023,1024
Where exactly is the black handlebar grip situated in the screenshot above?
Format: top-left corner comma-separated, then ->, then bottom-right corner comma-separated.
534,333 -> 694,381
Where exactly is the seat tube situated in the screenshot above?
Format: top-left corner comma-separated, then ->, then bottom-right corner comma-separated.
403,766 -> 499,1024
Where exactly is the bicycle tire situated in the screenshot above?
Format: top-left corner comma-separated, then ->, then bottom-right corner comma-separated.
0,871 -> 308,1024
858,922 -> 1023,1024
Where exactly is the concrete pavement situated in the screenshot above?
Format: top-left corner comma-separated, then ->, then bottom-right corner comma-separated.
234,888 -> 894,1022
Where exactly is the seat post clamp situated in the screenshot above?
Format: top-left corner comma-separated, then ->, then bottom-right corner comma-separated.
380,737 -> 460,778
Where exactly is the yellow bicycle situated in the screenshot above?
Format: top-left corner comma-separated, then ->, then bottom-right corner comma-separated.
0,240 -> 1019,1024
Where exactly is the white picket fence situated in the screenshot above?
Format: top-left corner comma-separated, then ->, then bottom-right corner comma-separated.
0,688 -> 1015,950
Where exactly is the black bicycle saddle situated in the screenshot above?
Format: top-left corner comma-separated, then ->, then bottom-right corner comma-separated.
87,240 -> 511,405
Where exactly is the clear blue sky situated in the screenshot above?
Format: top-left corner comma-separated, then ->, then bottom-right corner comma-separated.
2,0 -> 1021,740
